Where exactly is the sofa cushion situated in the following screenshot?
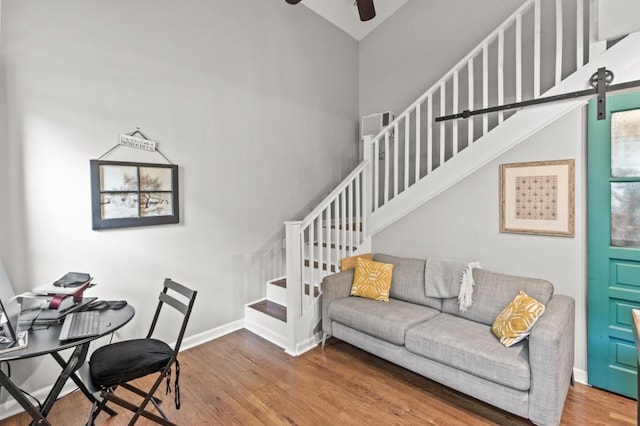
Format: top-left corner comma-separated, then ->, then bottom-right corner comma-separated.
441,268 -> 554,326
350,258 -> 394,301
328,297 -> 440,345
405,313 -> 531,391
340,253 -> 372,271
373,254 -> 442,311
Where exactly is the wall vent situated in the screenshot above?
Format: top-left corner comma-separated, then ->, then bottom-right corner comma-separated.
361,111 -> 393,138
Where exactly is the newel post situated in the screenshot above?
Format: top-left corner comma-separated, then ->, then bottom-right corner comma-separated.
284,221 -> 302,354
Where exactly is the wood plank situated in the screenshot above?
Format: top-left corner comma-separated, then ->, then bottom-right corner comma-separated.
1,330 -> 635,425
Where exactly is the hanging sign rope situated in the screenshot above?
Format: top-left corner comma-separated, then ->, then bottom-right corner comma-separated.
97,128 -> 173,164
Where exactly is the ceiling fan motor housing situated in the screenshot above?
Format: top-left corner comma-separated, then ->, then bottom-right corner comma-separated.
284,0 -> 376,22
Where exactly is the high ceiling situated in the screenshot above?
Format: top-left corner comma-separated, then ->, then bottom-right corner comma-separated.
302,0 -> 408,41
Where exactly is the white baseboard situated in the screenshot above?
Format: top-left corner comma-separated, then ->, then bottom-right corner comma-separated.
573,367 -> 588,385
0,319 -> 245,421
179,319 -> 244,351
285,333 -> 321,356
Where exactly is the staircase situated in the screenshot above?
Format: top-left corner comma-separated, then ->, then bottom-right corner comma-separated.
245,162 -> 371,354
245,0 -> 640,355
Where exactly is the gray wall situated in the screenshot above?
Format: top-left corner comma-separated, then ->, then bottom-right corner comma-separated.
359,0 -> 526,118
0,2 -> 7,274
598,0 -> 640,41
0,0 -> 358,398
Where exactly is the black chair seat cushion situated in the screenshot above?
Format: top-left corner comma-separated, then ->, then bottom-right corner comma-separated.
90,338 -> 173,388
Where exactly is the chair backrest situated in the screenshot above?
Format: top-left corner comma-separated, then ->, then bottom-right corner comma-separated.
146,278 -> 197,353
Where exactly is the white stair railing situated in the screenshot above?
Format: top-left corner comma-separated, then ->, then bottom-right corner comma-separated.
284,161 -> 370,353
367,0 -> 589,214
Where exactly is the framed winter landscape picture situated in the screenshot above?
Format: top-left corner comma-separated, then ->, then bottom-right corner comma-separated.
500,159 -> 574,237
90,160 -> 179,230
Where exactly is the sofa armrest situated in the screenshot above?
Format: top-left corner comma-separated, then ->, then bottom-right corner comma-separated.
321,270 -> 354,336
528,294 -> 575,426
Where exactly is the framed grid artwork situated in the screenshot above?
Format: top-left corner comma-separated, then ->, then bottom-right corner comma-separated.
90,160 -> 179,230
500,159 -> 574,236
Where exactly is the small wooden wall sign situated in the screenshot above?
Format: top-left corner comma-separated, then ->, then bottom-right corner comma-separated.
118,134 -> 157,152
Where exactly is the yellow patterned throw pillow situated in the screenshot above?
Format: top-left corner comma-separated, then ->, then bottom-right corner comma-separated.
492,291 -> 546,347
340,253 -> 372,271
350,258 -> 394,302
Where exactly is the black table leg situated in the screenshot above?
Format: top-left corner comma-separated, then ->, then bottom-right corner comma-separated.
0,369 -> 50,425
36,342 -> 89,422
49,351 -> 117,416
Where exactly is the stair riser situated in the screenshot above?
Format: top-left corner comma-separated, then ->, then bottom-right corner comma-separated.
266,281 -> 287,306
244,305 -> 287,349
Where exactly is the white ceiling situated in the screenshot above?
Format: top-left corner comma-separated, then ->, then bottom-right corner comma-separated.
302,0 -> 408,41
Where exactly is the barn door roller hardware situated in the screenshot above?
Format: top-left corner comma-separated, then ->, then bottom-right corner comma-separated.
435,67 -> 640,123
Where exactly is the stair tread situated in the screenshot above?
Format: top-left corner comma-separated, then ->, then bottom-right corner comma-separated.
271,278 -> 287,288
248,300 -> 287,322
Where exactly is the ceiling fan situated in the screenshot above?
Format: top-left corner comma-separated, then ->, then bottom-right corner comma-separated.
285,0 -> 376,22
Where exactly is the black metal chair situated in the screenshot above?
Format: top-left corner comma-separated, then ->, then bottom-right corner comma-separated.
87,278 -> 197,425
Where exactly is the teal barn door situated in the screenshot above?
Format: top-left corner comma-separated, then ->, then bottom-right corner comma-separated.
588,91 -> 640,398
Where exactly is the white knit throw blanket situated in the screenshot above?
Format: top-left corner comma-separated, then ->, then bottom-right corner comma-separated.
458,262 -> 482,312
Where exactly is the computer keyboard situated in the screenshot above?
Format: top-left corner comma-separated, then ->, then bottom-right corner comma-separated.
59,311 -> 100,341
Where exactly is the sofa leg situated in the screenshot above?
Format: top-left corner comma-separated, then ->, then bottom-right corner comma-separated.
570,371 -> 575,386
321,332 -> 328,349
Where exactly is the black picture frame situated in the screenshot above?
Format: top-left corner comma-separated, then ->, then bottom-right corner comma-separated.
90,160 -> 179,230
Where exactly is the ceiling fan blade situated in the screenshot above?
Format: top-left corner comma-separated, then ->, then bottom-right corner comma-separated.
355,0 -> 376,22
285,0 -> 302,4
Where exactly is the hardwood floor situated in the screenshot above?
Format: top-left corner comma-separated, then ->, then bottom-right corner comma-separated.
1,329 -> 636,425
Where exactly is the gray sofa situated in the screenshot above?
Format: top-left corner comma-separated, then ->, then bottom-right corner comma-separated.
321,254 -> 575,426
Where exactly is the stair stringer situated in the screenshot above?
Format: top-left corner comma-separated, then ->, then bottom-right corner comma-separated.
370,32 -> 640,235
